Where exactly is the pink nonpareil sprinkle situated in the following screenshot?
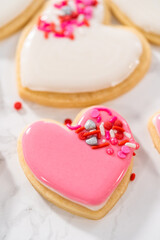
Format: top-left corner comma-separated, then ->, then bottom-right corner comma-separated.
106,148 -> 114,155
110,138 -> 118,145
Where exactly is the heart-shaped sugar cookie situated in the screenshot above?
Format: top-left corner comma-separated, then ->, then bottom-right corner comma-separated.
18,106 -> 139,219
16,0 -> 151,108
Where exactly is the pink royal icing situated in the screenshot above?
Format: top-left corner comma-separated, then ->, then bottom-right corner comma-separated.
22,107 -> 138,207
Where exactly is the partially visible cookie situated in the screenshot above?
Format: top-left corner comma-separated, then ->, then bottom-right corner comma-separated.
18,106 -> 139,219
148,112 -> 160,153
108,0 -> 160,45
0,0 -> 45,40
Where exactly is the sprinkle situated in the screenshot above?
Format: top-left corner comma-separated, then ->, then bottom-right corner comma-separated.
44,32 -> 49,39
86,136 -> 98,146
96,126 -> 101,139
112,126 -> 125,132
114,119 -> 123,127
115,132 -> 124,140
105,130 -> 110,140
92,142 -> 110,149
136,143 -> 140,150
109,129 -> 115,138
64,118 -> 72,125
83,130 -> 100,137
118,151 -> 126,159
99,122 -> 105,136
104,121 -> 112,130
75,126 -> 85,133
78,132 -> 86,140
118,139 -> 129,146
97,116 -> 101,123
84,119 -> 96,130
96,107 -> 112,116
14,101 -> 22,110
133,152 -> 136,156
125,142 -> 136,149
106,148 -> 114,155
110,138 -> 118,145
110,116 -> 117,124
67,124 -> 81,130
91,109 -> 99,118
102,139 -> 106,143
130,173 -> 136,181
121,145 -> 130,154
124,131 -> 131,139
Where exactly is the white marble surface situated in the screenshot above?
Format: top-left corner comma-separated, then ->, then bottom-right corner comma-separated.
0,30 -> 160,240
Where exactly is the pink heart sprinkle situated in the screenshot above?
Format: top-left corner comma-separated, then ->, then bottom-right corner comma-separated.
118,151 -> 126,159
121,145 -> 130,154
91,109 -> 100,118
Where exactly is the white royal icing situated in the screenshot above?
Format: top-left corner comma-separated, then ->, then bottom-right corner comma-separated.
20,0 -> 142,93
112,0 -> 160,34
0,0 -> 33,28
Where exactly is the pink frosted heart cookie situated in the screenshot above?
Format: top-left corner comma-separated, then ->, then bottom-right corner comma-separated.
0,0 -> 45,40
16,0 -> 151,108
18,106 -> 139,219
148,112 -> 160,153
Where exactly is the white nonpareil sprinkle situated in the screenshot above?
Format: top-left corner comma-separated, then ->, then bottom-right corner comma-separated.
124,131 -> 131,139
109,129 -> 115,138
100,122 -> 105,136
125,142 -> 136,148
102,139 -> 106,143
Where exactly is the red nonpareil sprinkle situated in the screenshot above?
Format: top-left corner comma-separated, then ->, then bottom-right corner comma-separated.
118,139 -> 129,146
78,132 -> 86,140
83,130 -> 100,137
112,126 -> 125,132
92,0 -> 98,6
130,173 -> 136,181
104,121 -> 112,130
114,119 -> 123,127
44,32 -> 49,39
115,132 -> 124,140
133,152 -> 136,156
83,19 -> 90,27
64,118 -> 72,125
75,127 -> 85,133
14,101 -> 22,110
69,34 -> 75,40
92,142 -> 110,149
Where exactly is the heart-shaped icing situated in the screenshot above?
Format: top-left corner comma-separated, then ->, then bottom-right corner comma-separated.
20,0 -> 142,93
21,107 -> 138,208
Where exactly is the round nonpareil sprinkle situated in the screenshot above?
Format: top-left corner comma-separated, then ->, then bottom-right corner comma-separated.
130,173 -> 136,181
14,101 -> 22,111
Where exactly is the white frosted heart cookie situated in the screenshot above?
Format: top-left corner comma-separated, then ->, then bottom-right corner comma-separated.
148,112 -> 160,153
0,0 -> 45,40
17,0 -> 151,108
18,106 -> 139,219
109,0 -> 160,45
